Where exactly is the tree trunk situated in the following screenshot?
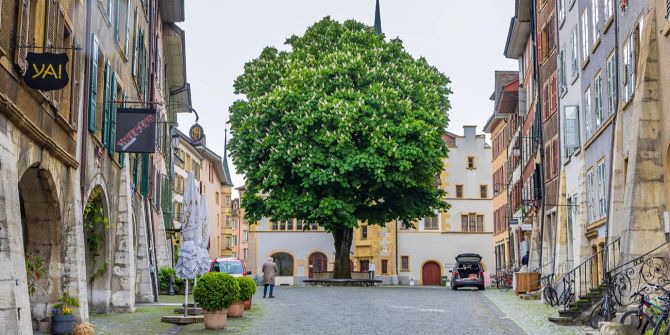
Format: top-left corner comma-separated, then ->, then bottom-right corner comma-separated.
332,227 -> 353,279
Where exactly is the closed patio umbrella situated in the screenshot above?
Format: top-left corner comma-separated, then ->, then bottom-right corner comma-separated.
174,172 -> 200,317
198,195 -> 211,275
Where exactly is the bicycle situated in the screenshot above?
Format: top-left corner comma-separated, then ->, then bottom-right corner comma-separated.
619,287 -> 664,334
541,275 -> 560,306
494,269 -> 514,292
588,285 -> 618,329
649,285 -> 670,335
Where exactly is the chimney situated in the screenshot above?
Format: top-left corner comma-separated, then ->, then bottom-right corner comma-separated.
463,125 -> 477,140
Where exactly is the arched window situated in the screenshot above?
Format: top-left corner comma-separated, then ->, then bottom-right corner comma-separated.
271,252 -> 294,276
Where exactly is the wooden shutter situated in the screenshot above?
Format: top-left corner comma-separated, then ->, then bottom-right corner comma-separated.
15,0 -> 31,74
124,0 -> 131,53
131,9 -> 137,77
115,0 -> 122,43
108,74 -> 117,158
102,62 -> 111,148
70,38 -> 82,128
88,38 -> 98,132
45,0 -> 57,48
141,153 -> 149,196
52,6 -> 65,107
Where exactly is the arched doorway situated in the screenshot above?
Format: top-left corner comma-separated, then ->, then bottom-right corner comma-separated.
308,252 -> 327,278
422,261 -> 441,286
19,167 -> 63,331
83,186 -> 111,313
271,252 -> 294,276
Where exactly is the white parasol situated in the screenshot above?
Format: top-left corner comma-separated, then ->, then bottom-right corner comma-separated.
198,194 -> 211,275
174,172 -> 200,316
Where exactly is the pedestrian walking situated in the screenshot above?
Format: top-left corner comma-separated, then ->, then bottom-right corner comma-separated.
368,262 -> 376,279
262,257 -> 278,298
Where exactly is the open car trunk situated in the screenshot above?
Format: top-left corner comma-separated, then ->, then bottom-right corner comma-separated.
457,263 -> 481,279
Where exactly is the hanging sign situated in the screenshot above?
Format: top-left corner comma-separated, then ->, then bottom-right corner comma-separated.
115,108 -> 156,153
189,123 -> 205,146
23,52 -> 69,91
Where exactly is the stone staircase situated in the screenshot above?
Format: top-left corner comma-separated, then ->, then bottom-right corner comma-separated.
548,285 -> 604,325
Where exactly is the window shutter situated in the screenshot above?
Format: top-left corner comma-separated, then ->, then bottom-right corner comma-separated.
70,38 -> 82,127
141,153 -> 149,196
102,62 -> 111,148
15,0 -> 31,74
115,0 -> 122,43
45,0 -> 56,48
161,176 -> 173,230
108,75 -> 117,158
88,38 -> 99,132
131,9 -> 138,77
125,0 -> 131,53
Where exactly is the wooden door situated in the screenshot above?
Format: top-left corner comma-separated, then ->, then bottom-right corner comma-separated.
359,260 -> 369,272
308,253 -> 327,278
422,262 -> 441,286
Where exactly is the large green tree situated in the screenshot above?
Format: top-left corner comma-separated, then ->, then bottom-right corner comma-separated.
228,17 -> 451,279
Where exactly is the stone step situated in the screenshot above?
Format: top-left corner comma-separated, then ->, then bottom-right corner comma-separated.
558,309 -> 581,318
548,316 -> 577,326
160,315 -> 204,324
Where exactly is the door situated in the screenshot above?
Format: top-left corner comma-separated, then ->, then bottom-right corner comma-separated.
359,260 -> 369,272
308,252 -> 327,279
422,261 -> 441,286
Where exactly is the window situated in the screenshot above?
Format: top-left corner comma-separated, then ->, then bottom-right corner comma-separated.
477,215 -> 484,232
586,169 -> 595,222
225,236 -> 231,249
550,74 -> 558,113
597,161 -> 607,218
581,9 -> 589,64
232,235 -> 237,246
310,222 -> 318,230
563,106 -> 580,156
401,256 -> 409,271
243,230 -> 248,242
279,221 -> 286,230
594,73 -> 604,129
381,260 -> 388,274
456,185 -> 463,198
461,215 -> 468,232
296,219 -> 303,231
584,87 -> 593,138
666,0 -> 670,20
606,53 -> 617,116
225,195 -> 231,208
462,213 -> 484,232
233,219 -> 238,229
243,248 -> 248,260
361,225 -> 368,239
287,219 -> 293,231
467,157 -> 475,169
570,26 -> 579,80
558,0 -> 565,24
559,49 -> 567,94
271,221 -> 278,230
622,35 -> 635,102
226,216 -> 231,228
480,185 -> 488,199
604,0 -> 614,21
423,215 -> 438,230
592,0 -> 600,46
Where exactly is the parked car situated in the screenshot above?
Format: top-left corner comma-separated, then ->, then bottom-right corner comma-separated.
209,258 -> 251,277
450,253 -> 485,290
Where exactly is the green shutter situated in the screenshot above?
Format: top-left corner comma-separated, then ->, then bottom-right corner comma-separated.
141,153 -> 149,196
161,176 -> 173,230
102,62 -> 111,148
108,75 -> 117,158
88,37 -> 98,132
132,154 -> 139,189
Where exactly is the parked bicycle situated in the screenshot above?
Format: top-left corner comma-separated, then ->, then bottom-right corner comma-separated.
493,269 -> 514,292
588,281 -> 618,329
619,286 -> 666,334
649,285 -> 670,335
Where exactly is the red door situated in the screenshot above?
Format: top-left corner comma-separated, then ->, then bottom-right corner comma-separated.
422,262 -> 441,286
309,253 -> 327,278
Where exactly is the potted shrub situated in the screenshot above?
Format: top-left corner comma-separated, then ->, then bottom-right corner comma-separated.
51,292 -> 80,335
238,276 -> 257,310
194,272 -> 240,330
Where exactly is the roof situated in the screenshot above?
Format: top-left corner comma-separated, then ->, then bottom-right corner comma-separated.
159,0 -> 185,23
197,146 -> 234,187
504,0 -> 532,59
163,24 -> 191,115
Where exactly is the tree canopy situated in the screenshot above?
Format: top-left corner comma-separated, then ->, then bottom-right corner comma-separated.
229,17 -> 451,252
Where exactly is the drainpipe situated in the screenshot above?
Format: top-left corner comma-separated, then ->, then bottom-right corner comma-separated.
603,0 -> 621,279
80,0 -> 94,200
395,220 -> 399,284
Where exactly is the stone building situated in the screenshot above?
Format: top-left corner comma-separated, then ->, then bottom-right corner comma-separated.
484,71 -> 518,271
0,1 -> 87,332
197,146 -> 233,259
234,187 -> 251,263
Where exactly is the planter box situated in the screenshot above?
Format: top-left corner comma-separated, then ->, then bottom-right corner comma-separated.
515,272 -> 540,294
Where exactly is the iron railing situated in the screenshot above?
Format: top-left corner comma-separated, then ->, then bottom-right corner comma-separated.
545,237 -> 620,310
608,241 -> 670,307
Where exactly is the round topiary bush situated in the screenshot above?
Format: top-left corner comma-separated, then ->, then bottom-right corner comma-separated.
237,276 -> 257,302
194,272 -> 240,311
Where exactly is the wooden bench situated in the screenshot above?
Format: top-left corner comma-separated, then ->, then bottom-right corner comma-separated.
303,279 -> 382,287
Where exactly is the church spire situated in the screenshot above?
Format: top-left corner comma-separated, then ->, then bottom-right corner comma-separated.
374,0 -> 382,34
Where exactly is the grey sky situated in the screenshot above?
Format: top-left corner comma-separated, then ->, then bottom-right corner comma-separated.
179,0 -> 517,190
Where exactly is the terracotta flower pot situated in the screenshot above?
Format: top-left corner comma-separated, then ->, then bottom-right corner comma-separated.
203,309 -> 228,330
227,301 -> 245,317
244,298 -> 252,310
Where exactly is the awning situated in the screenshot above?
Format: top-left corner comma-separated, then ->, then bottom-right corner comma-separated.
504,17 -> 531,59
163,23 -> 190,115
496,80 -> 520,115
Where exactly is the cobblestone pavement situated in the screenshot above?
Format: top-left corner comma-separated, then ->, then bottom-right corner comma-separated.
92,287 -> 590,335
